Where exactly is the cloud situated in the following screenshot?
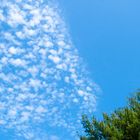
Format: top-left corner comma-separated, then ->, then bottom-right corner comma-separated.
0,0 -> 99,139
9,58 -> 27,67
48,55 -> 61,64
0,10 -> 4,21
7,4 -> 26,26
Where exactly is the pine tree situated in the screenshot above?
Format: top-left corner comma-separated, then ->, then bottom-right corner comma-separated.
81,91 -> 140,140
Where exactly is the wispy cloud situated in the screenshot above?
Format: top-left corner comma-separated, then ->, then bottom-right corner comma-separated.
0,0 -> 99,139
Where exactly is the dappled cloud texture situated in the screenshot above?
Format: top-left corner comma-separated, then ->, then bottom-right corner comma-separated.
0,0 -> 98,139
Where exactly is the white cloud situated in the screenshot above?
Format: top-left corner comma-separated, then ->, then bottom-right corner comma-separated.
23,27 -> 37,36
39,48 -> 47,57
71,73 -> 78,80
64,76 -> 70,83
0,120 -> 6,125
0,0 -> 98,140
9,58 -> 27,66
0,10 -> 4,21
49,49 -> 58,55
20,112 -> 30,122
45,41 -> 54,48
73,98 -> 79,103
4,32 -> 21,45
4,32 -> 15,41
8,47 -> 17,54
23,4 -> 33,10
28,9 -> 42,26
8,109 -> 17,117
78,90 -> 85,96
57,41 -> 65,47
8,5 -> 26,26
16,94 -> 28,101
28,66 -> 39,76
16,31 -> 25,39
25,106 -> 34,111
48,55 -> 61,64
1,57 -> 8,64
56,63 -> 67,70
36,106 -> 47,113
29,79 -> 41,88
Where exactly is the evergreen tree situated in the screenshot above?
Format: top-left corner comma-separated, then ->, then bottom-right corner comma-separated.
81,91 -> 140,140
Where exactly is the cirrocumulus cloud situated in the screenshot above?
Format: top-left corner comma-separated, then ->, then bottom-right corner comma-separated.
0,0 -> 99,139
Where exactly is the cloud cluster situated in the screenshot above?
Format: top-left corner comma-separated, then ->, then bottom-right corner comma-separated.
0,0 -> 98,139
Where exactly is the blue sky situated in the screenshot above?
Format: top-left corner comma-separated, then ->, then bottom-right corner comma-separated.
59,0 -> 140,115
0,0 -> 140,140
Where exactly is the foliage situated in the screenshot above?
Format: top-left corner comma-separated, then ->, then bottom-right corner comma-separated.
80,91 -> 140,140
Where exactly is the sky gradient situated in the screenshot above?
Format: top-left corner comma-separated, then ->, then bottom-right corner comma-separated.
0,0 -> 140,139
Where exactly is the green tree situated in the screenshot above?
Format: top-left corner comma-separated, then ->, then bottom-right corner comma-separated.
81,91 -> 140,140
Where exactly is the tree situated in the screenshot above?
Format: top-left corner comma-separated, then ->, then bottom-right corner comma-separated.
80,91 -> 140,140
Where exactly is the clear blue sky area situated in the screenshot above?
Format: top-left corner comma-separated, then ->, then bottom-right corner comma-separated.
59,0 -> 140,115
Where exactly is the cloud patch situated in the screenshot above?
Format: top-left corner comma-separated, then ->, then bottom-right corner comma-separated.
0,0 -> 99,139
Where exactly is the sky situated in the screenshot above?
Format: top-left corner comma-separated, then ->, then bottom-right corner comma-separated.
59,0 -> 140,116
0,0 -> 140,140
